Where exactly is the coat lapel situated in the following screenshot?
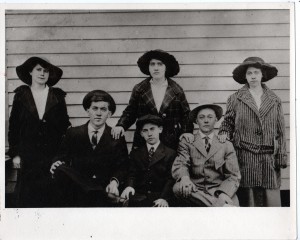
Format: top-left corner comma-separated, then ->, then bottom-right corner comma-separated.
94,124 -> 111,152
20,86 -> 40,120
135,145 -> 150,168
193,133 -> 208,157
259,84 -> 276,118
44,87 -> 59,118
140,80 -> 159,114
206,135 -> 222,160
237,85 -> 260,117
159,80 -> 176,114
149,143 -> 165,167
81,122 -> 94,152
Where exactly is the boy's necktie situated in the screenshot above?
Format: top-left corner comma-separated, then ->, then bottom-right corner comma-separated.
149,147 -> 155,161
92,130 -> 98,148
204,136 -> 211,153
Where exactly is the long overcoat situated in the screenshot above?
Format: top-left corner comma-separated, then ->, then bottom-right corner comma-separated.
218,83 -> 287,188
8,85 -> 70,207
116,77 -> 193,150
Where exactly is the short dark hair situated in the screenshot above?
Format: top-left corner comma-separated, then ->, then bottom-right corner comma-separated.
82,90 -> 116,114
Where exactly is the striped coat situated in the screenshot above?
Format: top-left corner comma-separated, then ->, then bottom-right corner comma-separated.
219,84 -> 287,188
116,77 -> 193,150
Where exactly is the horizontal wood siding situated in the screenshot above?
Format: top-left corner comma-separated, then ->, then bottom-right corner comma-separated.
5,9 -> 290,189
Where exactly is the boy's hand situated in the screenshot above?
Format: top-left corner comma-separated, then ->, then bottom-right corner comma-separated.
153,199 -> 169,207
106,180 -> 119,196
121,186 -> 135,199
50,160 -> 64,174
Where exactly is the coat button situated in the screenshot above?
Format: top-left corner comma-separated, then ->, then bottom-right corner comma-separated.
149,181 -> 152,184
162,113 -> 166,118
42,119 -> 46,123
147,191 -> 151,194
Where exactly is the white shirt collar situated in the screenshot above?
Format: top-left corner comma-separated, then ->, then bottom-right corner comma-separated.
199,131 -> 215,143
146,141 -> 160,152
88,123 -> 105,143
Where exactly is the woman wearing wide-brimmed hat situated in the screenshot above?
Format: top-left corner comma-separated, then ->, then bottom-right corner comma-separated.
8,56 -> 71,207
218,57 -> 287,207
111,49 -> 194,150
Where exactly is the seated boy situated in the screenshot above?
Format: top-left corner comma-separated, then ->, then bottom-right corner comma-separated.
50,90 -> 128,207
121,114 -> 177,207
172,104 -> 241,207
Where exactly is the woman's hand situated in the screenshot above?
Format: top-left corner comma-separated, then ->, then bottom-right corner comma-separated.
217,133 -> 228,143
111,126 -> 125,139
179,133 -> 194,143
12,156 -> 21,169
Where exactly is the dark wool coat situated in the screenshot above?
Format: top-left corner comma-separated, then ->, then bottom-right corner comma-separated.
53,123 -> 129,190
8,85 -> 71,207
219,84 -> 287,188
116,77 -> 194,150
127,143 -> 177,201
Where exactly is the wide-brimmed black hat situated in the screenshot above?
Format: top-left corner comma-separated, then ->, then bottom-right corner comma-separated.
137,49 -> 180,77
232,57 -> 278,84
136,114 -> 163,131
82,90 -> 116,114
190,104 -> 223,123
16,56 -> 63,86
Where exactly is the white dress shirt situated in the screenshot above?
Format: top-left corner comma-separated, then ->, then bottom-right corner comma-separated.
199,131 -> 214,145
88,123 -> 105,145
146,140 -> 160,153
150,78 -> 168,112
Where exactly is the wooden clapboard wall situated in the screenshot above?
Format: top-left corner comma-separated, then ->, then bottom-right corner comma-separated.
5,9 -> 290,189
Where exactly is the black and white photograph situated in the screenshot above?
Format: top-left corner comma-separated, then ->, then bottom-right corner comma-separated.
0,2 -> 297,240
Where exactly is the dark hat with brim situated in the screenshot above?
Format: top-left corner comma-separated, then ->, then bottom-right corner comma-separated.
232,57 -> 278,84
82,90 -> 116,114
16,56 -> 63,86
136,114 -> 163,131
137,49 -> 180,77
190,104 -> 223,123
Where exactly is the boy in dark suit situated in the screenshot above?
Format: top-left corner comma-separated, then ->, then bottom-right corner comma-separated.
121,114 -> 177,207
50,90 -> 129,207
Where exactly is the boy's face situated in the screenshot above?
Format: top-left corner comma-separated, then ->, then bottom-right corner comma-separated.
86,101 -> 111,129
140,123 -> 162,145
196,108 -> 217,135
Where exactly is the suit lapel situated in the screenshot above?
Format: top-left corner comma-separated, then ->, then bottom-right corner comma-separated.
159,83 -> 176,114
206,135 -> 222,160
81,122 -> 94,152
135,145 -> 150,168
193,133 -> 208,157
149,143 -> 165,167
94,124 -> 111,152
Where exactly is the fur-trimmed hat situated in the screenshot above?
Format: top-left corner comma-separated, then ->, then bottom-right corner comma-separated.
137,49 -> 180,77
190,104 -> 223,123
82,90 -> 116,114
16,56 -> 63,86
232,57 -> 278,84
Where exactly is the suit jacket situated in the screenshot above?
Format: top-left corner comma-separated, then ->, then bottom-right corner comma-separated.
8,85 -> 71,171
116,77 -> 193,149
172,133 -> 241,198
127,142 -> 177,200
53,123 -> 129,187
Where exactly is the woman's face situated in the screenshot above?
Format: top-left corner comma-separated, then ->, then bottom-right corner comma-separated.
149,59 -> 166,80
30,64 -> 49,86
245,66 -> 263,88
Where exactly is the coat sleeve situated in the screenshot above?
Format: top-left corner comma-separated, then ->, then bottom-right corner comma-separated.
127,150 -> 138,188
7,91 -> 22,158
172,138 -> 191,180
160,150 -> 177,200
111,136 -> 129,185
275,100 -> 287,168
178,89 -> 194,134
218,94 -> 236,140
116,85 -> 140,131
216,141 -> 241,198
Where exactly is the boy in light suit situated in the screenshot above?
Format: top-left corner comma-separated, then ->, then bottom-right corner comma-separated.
121,114 -> 177,207
172,104 -> 241,207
